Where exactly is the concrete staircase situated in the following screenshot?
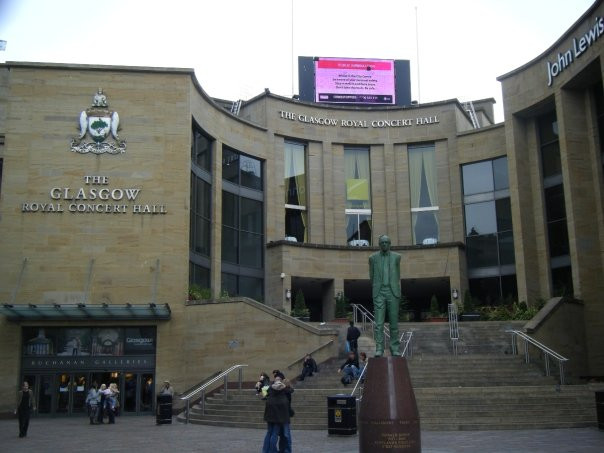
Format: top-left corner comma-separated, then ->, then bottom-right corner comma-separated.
177,322 -> 598,430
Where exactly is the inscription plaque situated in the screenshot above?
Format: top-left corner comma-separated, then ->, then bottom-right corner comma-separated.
359,356 -> 421,452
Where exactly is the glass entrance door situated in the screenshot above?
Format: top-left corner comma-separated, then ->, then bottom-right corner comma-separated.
140,374 -> 154,412
56,373 -> 71,413
123,373 -> 137,413
72,374 -> 87,413
38,375 -> 53,414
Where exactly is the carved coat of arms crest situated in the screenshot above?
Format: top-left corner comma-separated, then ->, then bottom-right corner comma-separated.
71,88 -> 127,154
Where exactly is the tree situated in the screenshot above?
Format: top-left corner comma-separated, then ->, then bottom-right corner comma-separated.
291,289 -> 309,318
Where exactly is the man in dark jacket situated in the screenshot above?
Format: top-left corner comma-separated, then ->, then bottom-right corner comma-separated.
15,381 -> 36,438
262,378 -> 292,453
298,354 -> 318,381
346,321 -> 361,352
338,351 -> 359,385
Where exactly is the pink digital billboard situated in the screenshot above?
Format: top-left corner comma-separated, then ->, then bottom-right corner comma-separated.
314,58 -> 396,105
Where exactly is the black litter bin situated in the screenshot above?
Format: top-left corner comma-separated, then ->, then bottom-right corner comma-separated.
156,394 -> 173,424
596,391 -> 604,431
327,394 -> 357,435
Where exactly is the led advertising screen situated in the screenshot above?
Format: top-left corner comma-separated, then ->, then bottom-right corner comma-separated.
314,58 -> 396,105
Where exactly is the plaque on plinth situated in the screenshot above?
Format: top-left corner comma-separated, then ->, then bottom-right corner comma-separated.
359,356 -> 421,452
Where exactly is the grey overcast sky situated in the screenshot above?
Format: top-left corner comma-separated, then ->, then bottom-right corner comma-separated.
0,0 -> 596,122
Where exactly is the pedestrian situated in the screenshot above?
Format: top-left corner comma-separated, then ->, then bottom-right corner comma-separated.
298,354 -> 318,381
346,320 -> 361,352
85,382 -> 100,424
105,383 -> 119,424
159,380 -> 174,397
262,377 -> 292,453
255,372 -> 271,399
15,381 -> 36,438
357,352 -> 368,380
338,351 -> 359,385
97,384 -> 107,423
272,369 -> 285,381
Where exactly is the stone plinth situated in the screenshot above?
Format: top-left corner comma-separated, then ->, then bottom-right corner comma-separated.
359,356 -> 421,452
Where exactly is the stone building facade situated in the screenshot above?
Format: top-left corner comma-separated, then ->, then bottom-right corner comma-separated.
0,0 -> 602,416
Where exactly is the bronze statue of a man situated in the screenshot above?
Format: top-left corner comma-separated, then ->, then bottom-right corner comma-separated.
369,235 -> 402,356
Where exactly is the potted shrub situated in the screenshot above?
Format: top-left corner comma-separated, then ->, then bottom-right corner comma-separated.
427,295 -> 447,322
334,291 -> 350,322
291,289 -> 310,321
188,284 -> 211,301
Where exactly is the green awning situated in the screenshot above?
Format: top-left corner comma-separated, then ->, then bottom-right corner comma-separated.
0,303 -> 171,322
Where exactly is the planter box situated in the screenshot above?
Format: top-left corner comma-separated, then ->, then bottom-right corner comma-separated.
426,317 -> 448,322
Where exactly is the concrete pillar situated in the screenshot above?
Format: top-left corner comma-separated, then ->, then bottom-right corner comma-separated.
210,140 -> 223,299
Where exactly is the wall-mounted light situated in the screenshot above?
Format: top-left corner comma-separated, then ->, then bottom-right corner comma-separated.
280,272 -> 285,279
286,289 -> 291,300
452,289 -> 459,300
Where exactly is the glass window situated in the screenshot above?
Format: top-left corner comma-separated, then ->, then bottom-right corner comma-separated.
239,276 -> 264,302
551,266 -> 573,297
221,226 -> 238,264
346,213 -> 372,244
240,232 -> 263,268
284,142 -> 306,206
544,184 -> 566,222
547,219 -> 569,258
240,198 -> 263,233
345,148 -> 371,209
469,277 -> 501,306
409,144 -> 438,208
495,198 -> 513,232
222,191 -> 239,228
221,273 -> 238,297
538,112 -> 559,145
189,262 -> 210,288
240,155 -> 262,190
493,157 -> 509,190
222,147 -> 240,184
466,234 -> 499,268
409,143 -> 438,244
412,211 -> 439,245
462,161 -> 493,196
285,208 -> 307,242
498,231 -> 515,265
501,275 -> 519,302
191,124 -> 212,172
541,142 -> 562,179
465,201 -> 496,236
190,174 -> 211,257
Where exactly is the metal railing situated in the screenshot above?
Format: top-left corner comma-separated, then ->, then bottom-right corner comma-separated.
507,330 -> 569,385
448,303 -> 460,356
180,364 -> 248,423
352,303 -> 379,338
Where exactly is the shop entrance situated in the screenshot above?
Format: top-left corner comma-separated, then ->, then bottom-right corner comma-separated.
22,370 -> 155,416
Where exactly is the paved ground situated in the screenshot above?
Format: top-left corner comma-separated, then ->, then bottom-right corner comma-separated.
0,416 -> 603,452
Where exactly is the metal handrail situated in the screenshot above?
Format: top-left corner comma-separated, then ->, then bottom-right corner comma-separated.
506,330 -> 569,385
351,303 -> 391,339
350,361 -> 368,397
286,339 -> 334,370
448,303 -> 460,356
400,331 -> 414,358
180,364 -> 248,423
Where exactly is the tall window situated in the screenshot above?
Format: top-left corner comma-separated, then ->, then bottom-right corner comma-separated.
538,111 -> 573,296
189,123 -> 213,288
462,157 -> 517,304
408,143 -> 438,245
284,141 -> 307,242
345,147 -> 372,245
222,147 -> 264,301
191,122 -> 212,172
